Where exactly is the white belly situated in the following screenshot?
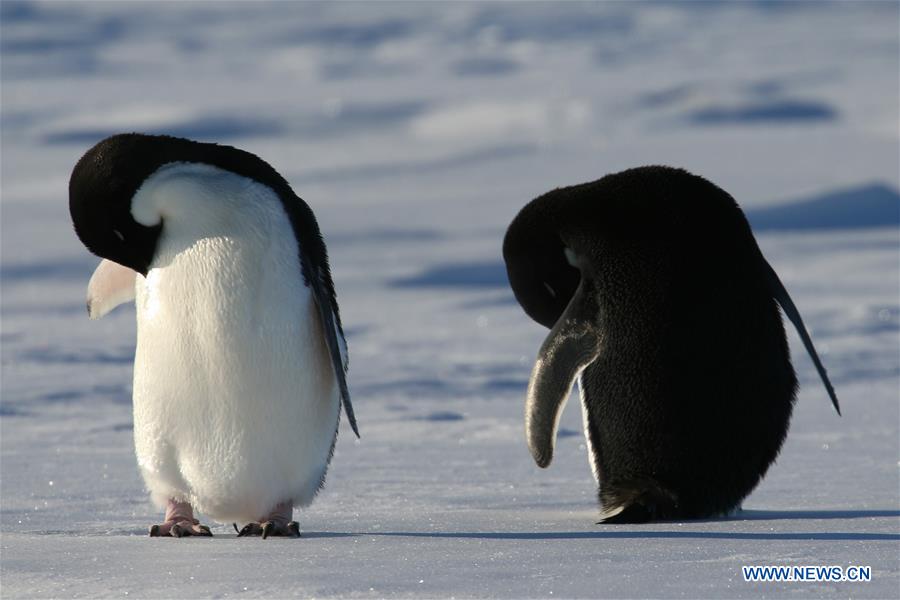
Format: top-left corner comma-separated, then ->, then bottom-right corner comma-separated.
131,196 -> 339,523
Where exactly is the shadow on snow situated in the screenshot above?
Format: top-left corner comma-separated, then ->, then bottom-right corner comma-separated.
747,183 -> 900,231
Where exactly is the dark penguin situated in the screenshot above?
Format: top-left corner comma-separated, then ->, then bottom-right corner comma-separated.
503,166 -> 839,523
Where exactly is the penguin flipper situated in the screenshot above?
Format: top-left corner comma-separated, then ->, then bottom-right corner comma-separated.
86,259 -> 136,320
309,268 -> 359,437
526,279 -> 602,468
763,259 -> 841,415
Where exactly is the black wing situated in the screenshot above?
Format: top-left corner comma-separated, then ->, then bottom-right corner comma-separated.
310,266 -> 359,437
764,258 -> 841,415
275,185 -> 359,438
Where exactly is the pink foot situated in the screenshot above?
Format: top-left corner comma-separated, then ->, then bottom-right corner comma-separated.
235,501 -> 299,539
149,499 -> 212,538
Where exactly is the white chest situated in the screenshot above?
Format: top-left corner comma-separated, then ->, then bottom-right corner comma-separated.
126,164 -> 340,520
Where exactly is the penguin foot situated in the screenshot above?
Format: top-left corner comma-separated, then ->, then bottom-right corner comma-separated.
233,501 -> 299,539
149,521 -> 212,537
233,520 -> 300,539
149,499 -> 212,538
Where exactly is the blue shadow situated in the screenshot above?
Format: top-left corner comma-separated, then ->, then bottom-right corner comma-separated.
390,261 -> 509,289
278,19 -> 414,48
748,183 -> 900,230
688,99 -> 837,125
328,228 -> 443,245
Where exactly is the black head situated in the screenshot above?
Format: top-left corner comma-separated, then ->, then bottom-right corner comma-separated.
69,134 -> 174,274
502,205 -> 580,329
69,133 -> 296,275
503,166 -> 756,329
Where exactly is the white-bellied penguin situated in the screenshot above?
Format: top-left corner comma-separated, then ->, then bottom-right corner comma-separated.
503,166 -> 839,523
70,133 -> 358,537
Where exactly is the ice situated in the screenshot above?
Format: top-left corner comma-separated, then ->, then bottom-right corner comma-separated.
2,1 -> 898,598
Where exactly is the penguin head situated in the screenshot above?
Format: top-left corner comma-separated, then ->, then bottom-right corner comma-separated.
69,134 -> 170,275
69,133 -> 297,275
503,223 -> 580,329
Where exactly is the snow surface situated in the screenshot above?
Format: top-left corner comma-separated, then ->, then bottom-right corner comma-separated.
2,1 -> 899,598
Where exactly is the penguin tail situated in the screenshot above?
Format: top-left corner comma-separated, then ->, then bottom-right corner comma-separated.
597,479 -> 679,524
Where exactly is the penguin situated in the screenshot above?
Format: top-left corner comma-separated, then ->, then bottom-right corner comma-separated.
502,166 -> 839,523
70,133 -> 358,538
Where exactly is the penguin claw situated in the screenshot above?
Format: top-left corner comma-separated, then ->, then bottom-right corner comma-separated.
236,523 -> 262,537
235,520 -> 300,539
149,520 -> 212,537
287,521 -> 301,538
235,502 -> 298,538
262,520 -> 300,538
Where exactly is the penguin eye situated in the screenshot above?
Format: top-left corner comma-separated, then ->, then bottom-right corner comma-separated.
112,229 -> 125,241
543,282 -> 557,298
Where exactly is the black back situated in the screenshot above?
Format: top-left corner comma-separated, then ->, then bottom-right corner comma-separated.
504,166 -> 809,519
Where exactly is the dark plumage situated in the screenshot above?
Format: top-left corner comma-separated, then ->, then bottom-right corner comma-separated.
503,166 -> 839,523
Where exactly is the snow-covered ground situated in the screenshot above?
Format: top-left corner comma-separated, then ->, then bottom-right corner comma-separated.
2,1 -> 898,598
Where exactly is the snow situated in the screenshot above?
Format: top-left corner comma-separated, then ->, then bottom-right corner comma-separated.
1,1 -> 898,598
